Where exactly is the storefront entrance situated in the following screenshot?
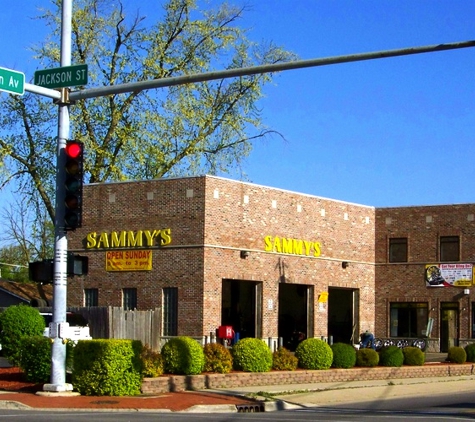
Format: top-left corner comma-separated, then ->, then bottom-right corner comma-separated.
278,283 -> 310,350
328,287 -> 359,344
440,302 -> 459,352
221,279 -> 261,341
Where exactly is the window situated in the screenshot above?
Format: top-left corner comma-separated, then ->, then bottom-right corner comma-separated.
123,288 -> 137,310
389,238 -> 408,263
440,236 -> 460,262
389,302 -> 428,338
163,287 -> 178,336
84,288 -> 98,307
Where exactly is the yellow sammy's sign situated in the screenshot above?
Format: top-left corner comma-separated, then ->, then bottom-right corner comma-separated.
86,229 -> 171,249
264,235 -> 321,257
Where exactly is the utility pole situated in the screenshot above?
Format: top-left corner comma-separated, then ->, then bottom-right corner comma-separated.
11,0 -> 473,393
43,0 -> 74,392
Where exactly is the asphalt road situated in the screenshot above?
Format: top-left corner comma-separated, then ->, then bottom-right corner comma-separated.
1,385 -> 475,422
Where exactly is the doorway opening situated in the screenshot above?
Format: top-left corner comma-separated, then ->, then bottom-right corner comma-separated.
278,283 -> 310,351
440,302 -> 459,352
327,287 -> 359,344
221,279 -> 260,340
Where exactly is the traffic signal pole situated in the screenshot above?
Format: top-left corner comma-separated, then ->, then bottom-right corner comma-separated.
43,0 -> 73,392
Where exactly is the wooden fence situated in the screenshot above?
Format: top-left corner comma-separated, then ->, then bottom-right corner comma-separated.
36,306 -> 162,350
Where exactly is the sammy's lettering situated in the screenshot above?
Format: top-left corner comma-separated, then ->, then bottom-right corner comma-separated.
264,235 -> 321,257
87,229 -> 171,249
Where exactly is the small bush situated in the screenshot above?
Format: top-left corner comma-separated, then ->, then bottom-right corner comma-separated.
402,347 -> 425,366
331,343 -> 356,369
140,344 -> 163,377
379,345 -> 404,367
295,338 -> 333,370
161,337 -> 205,375
19,336 -> 51,383
355,348 -> 379,367
447,346 -> 467,364
72,339 -> 143,396
272,347 -> 298,371
19,336 -> 75,383
464,343 -> 475,362
232,338 -> 272,372
203,343 -> 233,374
0,305 -> 45,366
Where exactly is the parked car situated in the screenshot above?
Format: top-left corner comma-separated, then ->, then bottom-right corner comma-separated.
41,312 -> 92,341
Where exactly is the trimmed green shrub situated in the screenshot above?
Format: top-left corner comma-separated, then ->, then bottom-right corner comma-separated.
232,338 -> 272,372
402,347 -> 425,366
295,338 -> 333,370
331,343 -> 357,369
161,337 -> 205,375
18,336 -> 75,383
355,348 -> 379,367
203,343 -> 233,374
272,347 -> 298,371
447,346 -> 467,364
0,304 -> 45,366
72,339 -> 143,396
379,345 -> 404,367
141,344 -> 163,377
464,343 -> 475,362
19,336 -> 51,383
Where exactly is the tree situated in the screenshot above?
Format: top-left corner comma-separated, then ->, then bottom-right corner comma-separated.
0,195 -> 54,275
0,0 -> 297,225
0,245 -> 29,283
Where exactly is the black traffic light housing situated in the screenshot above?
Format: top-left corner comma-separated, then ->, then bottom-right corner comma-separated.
29,254 -> 88,283
67,252 -> 89,276
64,140 -> 84,230
28,259 -> 53,284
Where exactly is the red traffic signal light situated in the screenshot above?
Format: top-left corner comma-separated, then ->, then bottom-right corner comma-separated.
65,142 -> 82,159
64,140 -> 84,230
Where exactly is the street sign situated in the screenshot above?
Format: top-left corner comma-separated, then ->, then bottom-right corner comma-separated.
34,64 -> 88,89
0,67 -> 25,95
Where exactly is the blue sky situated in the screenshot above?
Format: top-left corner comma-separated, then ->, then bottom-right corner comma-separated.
0,0 -> 474,208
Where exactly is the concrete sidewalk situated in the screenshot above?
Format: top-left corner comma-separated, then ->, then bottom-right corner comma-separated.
209,352 -> 471,411
259,375 -> 475,411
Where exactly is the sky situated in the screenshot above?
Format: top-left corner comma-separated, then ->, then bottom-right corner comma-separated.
0,0 -> 474,209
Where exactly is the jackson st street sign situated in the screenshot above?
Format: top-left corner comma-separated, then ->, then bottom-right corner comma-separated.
34,64 -> 88,89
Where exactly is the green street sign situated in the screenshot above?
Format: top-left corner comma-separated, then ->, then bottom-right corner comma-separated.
34,64 -> 88,89
0,67 -> 25,95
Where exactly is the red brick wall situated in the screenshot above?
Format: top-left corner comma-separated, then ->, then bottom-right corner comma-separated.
67,176 -> 376,339
375,205 -> 475,339
141,363 -> 475,394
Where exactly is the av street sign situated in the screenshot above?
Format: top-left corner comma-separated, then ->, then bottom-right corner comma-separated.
0,67 -> 25,95
35,64 -> 88,89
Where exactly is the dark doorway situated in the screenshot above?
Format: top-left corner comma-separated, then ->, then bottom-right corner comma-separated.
221,279 -> 258,340
278,283 -> 308,351
328,287 -> 358,344
440,302 -> 459,352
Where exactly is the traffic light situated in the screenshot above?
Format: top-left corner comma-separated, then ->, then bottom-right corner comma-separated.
64,140 -> 84,230
29,259 -> 53,284
67,252 -> 89,276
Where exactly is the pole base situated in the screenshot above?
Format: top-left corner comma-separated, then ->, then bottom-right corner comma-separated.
42,383 -> 74,393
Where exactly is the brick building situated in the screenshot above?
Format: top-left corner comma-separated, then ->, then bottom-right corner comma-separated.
67,176 -> 475,352
375,205 -> 475,352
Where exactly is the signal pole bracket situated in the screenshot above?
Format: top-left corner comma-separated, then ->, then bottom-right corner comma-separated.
53,88 -> 75,105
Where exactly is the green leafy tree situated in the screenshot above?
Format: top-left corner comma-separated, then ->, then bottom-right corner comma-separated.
0,0 -> 297,228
